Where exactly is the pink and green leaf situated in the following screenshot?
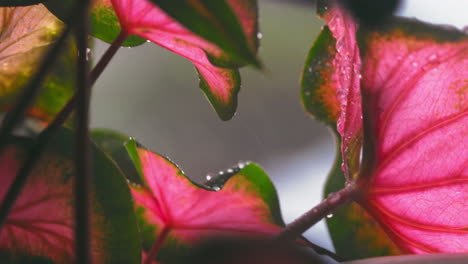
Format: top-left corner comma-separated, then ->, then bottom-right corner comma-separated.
358,18 -> 468,254
125,139 -> 284,263
148,0 -> 260,67
109,0 -> 259,120
304,1 -> 363,179
0,5 -> 75,123
0,128 -> 141,263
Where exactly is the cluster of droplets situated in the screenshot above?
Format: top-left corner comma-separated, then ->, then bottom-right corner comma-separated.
204,161 -> 251,191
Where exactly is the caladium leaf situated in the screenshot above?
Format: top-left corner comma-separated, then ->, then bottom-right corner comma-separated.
125,140 -> 284,263
0,5 -> 75,122
149,0 -> 259,67
0,128 -> 141,263
302,1 -> 363,180
310,1 -> 468,256
110,0 -> 259,120
358,19 -> 468,253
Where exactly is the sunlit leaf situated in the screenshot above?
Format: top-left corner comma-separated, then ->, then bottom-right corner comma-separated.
0,5 -> 74,122
125,140 -> 284,263
110,0 -> 259,120
0,128 -> 141,263
358,19 -> 468,254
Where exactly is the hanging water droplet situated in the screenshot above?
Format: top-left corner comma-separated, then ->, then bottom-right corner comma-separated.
213,186 -> 221,191
257,32 -> 263,39
86,48 -> 92,61
326,213 -> 333,218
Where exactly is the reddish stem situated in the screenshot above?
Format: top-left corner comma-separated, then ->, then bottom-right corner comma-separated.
144,226 -> 171,264
276,183 -> 360,241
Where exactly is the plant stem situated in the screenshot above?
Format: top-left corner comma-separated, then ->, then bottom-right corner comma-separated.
0,24 -> 72,154
74,0 -> 92,263
0,31 -> 127,231
276,183 -> 359,241
144,227 -> 170,264
90,31 -> 128,84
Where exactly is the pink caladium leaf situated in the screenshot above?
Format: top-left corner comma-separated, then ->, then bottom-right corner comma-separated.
109,0 -> 258,120
0,128 -> 141,263
302,1 -> 363,180
308,1 -> 468,256
358,20 -> 468,253
125,140 -> 284,263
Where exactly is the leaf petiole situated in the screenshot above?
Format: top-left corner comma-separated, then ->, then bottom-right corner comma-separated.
276,183 -> 360,241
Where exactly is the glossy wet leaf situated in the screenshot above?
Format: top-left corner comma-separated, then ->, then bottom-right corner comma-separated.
125,140 -> 284,263
0,5 -> 75,122
304,1 -> 363,179
324,132 -> 401,260
0,128 -> 141,263
110,0 -> 259,120
358,19 -> 468,253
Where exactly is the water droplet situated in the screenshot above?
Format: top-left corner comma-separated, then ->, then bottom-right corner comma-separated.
326,214 -> 333,218
257,32 -> 263,39
308,67 -> 312,72
86,48 -> 92,61
213,186 -> 221,191
411,61 -> 418,67
219,171 -> 224,175
428,54 -> 438,62
227,169 -> 234,173
358,74 -> 362,79
206,175 -> 212,181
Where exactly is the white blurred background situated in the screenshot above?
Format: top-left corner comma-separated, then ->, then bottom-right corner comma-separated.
90,0 -> 467,252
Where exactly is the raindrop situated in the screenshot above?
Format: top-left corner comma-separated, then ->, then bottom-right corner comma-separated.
206,175 -> 212,181
257,32 -> 263,39
213,186 -> 221,191
411,61 -> 418,67
358,74 -> 362,79
326,214 -> 333,218
227,169 -> 234,174
428,54 -> 438,62
219,171 -> 224,175
86,48 -> 92,61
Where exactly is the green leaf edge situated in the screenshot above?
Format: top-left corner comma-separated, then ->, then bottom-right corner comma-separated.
300,26 -> 338,126
196,67 -> 241,121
